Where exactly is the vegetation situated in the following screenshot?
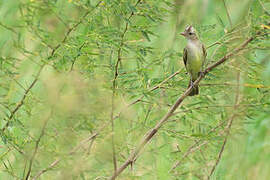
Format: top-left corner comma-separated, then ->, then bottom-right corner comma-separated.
0,0 -> 269,179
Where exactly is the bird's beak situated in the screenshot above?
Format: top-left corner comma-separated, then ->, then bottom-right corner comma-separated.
180,32 -> 185,36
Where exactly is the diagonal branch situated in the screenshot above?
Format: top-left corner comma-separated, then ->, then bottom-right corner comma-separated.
32,121 -> 108,180
108,36 -> 254,180
1,2 -> 102,132
2,65 -> 44,132
24,111 -> 51,180
114,69 -> 182,120
258,0 -> 270,16
169,119 -> 227,172
32,132 -> 99,180
207,70 -> 241,179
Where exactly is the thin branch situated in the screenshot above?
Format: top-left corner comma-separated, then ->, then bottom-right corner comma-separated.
70,42 -> 87,72
114,69 -> 181,120
108,36 -> 254,179
258,0 -> 270,16
1,2 -> 101,132
207,42 -> 222,49
69,133 -> 98,155
32,122 -> 109,180
32,132 -> 99,180
113,0 -> 142,80
2,160 -> 21,180
172,103 -> 265,116
201,82 -> 270,88
24,111 -> 51,180
222,0 -> 233,28
0,22 -> 18,34
207,71 -> 241,179
171,141 -> 208,172
169,117 -> 229,172
32,159 -> 60,180
2,65 -> 44,132
110,0 -> 142,175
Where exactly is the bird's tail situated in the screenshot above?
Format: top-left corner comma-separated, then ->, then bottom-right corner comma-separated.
188,80 -> 199,96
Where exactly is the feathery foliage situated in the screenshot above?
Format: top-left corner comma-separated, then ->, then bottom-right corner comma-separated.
0,0 -> 269,179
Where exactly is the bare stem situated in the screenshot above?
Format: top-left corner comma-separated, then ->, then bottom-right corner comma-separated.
24,111 -> 51,180
207,71 -> 241,179
222,0 -> 233,28
32,130 -> 101,180
110,0 -> 142,174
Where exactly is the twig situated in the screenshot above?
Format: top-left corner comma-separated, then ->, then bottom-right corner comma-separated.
169,117 -> 229,172
2,65 -> 44,132
114,0 -> 142,79
69,132 -> 98,155
207,42 -> 222,49
32,159 -> 60,180
110,0 -> 142,174
24,111 -> 51,180
0,22 -> 18,34
70,42 -> 87,71
172,103 -> 265,116
2,160 -> 20,179
108,36 -> 254,179
114,69 -> 181,119
207,71 -> 241,179
170,141 -> 208,172
258,0 -> 270,16
201,82 -> 270,88
1,2 -> 102,132
32,131 -> 100,180
222,0 -> 233,28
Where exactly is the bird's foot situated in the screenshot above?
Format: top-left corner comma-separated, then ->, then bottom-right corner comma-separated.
199,71 -> 205,77
190,81 -> 194,88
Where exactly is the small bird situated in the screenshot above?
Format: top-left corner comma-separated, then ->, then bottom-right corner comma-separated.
181,25 -> 207,96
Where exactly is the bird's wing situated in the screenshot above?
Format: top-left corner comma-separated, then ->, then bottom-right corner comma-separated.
183,48 -> 187,70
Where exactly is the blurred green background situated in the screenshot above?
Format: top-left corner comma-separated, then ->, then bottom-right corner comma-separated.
0,0 -> 269,179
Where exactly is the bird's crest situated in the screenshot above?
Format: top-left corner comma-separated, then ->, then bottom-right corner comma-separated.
185,25 -> 195,33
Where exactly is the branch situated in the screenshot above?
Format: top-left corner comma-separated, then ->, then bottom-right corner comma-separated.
114,69 -> 182,120
108,36 -> 254,179
207,71 -> 241,179
172,103 -> 265,116
200,83 -> 270,88
110,0 -> 142,175
222,0 -> 233,28
169,116 -> 229,172
258,0 -> 270,16
32,121 -> 108,180
114,0 -> 142,79
32,132 -> 99,180
24,111 -> 51,180
1,2 -> 102,132
2,65 -> 44,132
32,159 -> 60,180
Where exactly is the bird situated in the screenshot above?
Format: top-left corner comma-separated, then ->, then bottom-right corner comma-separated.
181,25 -> 207,96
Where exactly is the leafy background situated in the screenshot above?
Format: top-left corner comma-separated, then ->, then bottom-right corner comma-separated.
0,0 -> 269,179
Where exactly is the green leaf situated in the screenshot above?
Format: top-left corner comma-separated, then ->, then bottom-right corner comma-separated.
141,30 -> 151,42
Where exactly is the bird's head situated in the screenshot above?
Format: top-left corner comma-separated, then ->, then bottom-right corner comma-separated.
180,25 -> 198,40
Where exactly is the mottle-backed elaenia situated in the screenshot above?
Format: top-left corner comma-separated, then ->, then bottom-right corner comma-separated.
181,25 -> 207,96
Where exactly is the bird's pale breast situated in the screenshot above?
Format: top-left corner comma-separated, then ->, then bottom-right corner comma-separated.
186,42 -> 204,80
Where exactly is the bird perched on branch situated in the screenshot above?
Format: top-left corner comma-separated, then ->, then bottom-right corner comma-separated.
181,25 -> 207,96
